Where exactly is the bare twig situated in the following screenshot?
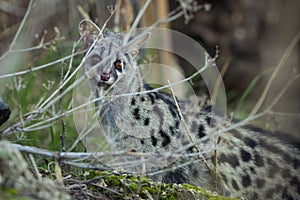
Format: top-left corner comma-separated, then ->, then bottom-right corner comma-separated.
211,56 -> 231,106
11,143 -> 186,172
224,73 -> 300,133
167,79 -> 216,187
0,51 -> 83,79
2,2 -> 298,188
29,154 -> 42,181
0,0 -> 34,61
266,73 -> 300,111
12,143 -> 125,160
1,52 -> 213,136
77,5 -> 90,19
248,31 -> 300,117
177,0 -> 211,24
222,78 -> 300,134
123,0 -> 152,44
57,41 -> 78,153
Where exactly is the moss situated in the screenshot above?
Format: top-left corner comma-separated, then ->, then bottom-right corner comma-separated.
142,186 -> 159,194
1,187 -> 19,195
181,183 -> 238,200
105,174 -> 122,186
3,165 -> 238,200
66,170 -> 238,199
128,182 -> 137,192
141,176 -> 150,183
0,188 -> 35,200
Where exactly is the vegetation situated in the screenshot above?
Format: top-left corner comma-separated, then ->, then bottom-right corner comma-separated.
0,0 -> 299,199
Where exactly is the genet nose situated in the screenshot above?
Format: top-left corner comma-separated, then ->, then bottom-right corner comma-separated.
100,73 -> 110,81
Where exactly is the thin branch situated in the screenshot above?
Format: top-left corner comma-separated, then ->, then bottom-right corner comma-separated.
11,143 -> 187,172
248,31 -> 300,117
58,66 -> 66,151
0,0 -> 33,61
0,0 -> 34,61
124,0 -> 152,44
167,80 -> 213,174
223,73 -> 300,133
265,111 -> 300,117
265,73 -> 300,111
12,143 -> 127,160
0,51 -> 83,79
1,52 -> 213,136
29,154 -> 42,181
9,0 -> 33,50
211,55 -> 230,105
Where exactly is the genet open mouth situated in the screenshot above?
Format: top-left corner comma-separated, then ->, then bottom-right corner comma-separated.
97,81 -> 111,89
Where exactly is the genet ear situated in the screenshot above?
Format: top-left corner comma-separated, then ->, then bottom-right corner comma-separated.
125,32 -> 151,58
78,19 -> 102,49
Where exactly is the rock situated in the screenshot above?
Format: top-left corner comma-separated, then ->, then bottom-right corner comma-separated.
0,141 -> 71,200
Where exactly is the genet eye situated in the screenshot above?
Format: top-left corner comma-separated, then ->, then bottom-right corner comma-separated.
91,55 -> 101,65
114,60 -> 123,71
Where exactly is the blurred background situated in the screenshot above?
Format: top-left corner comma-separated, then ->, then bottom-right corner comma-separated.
0,0 -> 299,148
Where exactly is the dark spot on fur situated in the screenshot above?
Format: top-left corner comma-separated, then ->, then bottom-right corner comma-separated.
163,168 -> 187,184
267,158 -> 278,178
244,137 -> 257,148
197,125 -> 206,138
231,179 -> 239,191
131,98 -> 136,106
219,154 -> 240,168
121,134 -> 130,140
254,153 -> 264,167
160,130 -> 171,147
205,116 -> 211,125
144,118 -> 150,126
230,128 -> 244,140
242,175 -> 251,188
169,106 -> 177,118
151,135 -> 157,147
195,112 -> 201,118
250,167 -> 256,174
169,126 -> 176,136
187,146 -> 195,153
140,139 -> 145,145
221,173 -> 227,184
256,178 -> 265,188
240,149 -> 251,162
251,193 -> 258,199
282,188 -> 294,200
261,140 -> 292,162
175,120 -> 180,129
245,124 -> 300,150
275,184 -> 282,191
133,108 -> 140,120
201,105 -> 212,112
290,176 -> 300,194
265,189 -> 274,199
219,154 -> 227,162
192,168 -> 199,177
293,158 -> 299,169
281,169 -> 290,177
140,96 -> 145,101
147,93 -> 156,104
